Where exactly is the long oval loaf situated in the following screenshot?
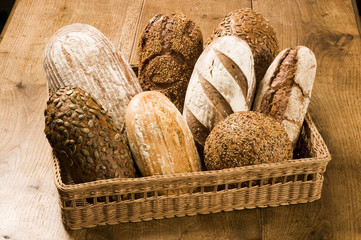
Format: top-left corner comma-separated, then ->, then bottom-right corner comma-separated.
183,36 -> 256,146
43,23 -> 142,132
252,46 -> 317,148
44,86 -> 136,183
125,91 -> 201,178
137,13 -> 203,111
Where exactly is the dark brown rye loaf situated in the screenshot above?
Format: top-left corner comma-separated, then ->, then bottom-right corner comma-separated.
137,13 -> 203,111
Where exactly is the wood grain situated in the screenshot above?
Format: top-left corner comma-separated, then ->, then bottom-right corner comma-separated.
83,210 -> 262,240
0,0 -> 143,239
252,0 -> 361,239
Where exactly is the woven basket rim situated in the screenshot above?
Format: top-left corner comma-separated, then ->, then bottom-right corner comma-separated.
53,112 -> 331,192
54,155 -> 330,190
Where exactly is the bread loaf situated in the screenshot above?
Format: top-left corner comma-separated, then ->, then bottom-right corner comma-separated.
252,46 -> 317,148
183,36 -> 256,146
43,23 -> 142,133
44,86 -> 135,183
125,91 -> 201,178
204,111 -> 293,170
137,13 -> 203,111
206,8 -> 279,83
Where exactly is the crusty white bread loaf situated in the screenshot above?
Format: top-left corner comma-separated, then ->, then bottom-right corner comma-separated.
252,46 -> 317,148
183,36 -> 256,146
125,91 -> 201,179
43,23 -> 142,132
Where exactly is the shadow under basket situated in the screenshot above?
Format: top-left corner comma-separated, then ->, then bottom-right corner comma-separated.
53,113 -> 331,230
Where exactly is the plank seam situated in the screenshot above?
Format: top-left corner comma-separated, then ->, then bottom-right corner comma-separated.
129,0 -> 146,63
351,0 -> 361,37
0,0 -> 20,43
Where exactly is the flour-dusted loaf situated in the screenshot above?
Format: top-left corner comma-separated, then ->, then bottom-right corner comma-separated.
183,36 -> 256,146
43,23 -> 142,133
252,46 -> 317,148
204,111 -> 293,170
137,13 -> 203,111
44,86 -> 135,183
125,91 -> 201,178
206,8 -> 279,83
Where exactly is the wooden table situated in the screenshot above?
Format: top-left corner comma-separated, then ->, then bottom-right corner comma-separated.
0,0 -> 360,239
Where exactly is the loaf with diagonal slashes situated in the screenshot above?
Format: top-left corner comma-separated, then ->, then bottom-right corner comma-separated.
183,36 -> 256,146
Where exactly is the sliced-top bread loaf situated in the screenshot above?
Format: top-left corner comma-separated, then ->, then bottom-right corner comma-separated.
43,23 -> 142,133
183,36 -> 256,146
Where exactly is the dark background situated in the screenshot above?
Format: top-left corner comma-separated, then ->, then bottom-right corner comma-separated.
0,0 -> 360,35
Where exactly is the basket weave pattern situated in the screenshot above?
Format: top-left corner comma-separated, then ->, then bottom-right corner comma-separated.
53,113 -> 331,230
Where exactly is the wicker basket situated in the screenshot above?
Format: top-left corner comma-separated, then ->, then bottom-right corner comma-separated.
53,113 -> 331,230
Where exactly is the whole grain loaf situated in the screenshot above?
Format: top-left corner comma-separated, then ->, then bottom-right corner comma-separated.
204,111 -> 293,170
137,13 -> 203,111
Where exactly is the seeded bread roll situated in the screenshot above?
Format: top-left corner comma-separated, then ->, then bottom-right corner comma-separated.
137,13 -> 203,111
125,91 -> 201,178
183,36 -> 256,147
44,86 -> 135,183
204,111 -> 293,170
206,8 -> 279,83
43,23 -> 142,133
252,46 -> 316,148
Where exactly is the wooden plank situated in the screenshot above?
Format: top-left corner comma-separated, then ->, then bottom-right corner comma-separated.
83,210 -> 262,240
0,0 -> 143,239
252,0 -> 361,239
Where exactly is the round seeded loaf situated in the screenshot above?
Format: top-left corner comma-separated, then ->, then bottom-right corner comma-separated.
204,111 -> 293,170
206,8 -> 279,83
137,13 -> 203,111
44,86 -> 135,183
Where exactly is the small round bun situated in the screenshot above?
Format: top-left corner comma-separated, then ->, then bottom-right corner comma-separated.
204,111 -> 292,170
206,8 -> 279,83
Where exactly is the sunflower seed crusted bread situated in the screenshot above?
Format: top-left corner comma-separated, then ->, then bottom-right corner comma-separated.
252,46 -> 317,148
183,36 -> 256,146
206,8 -> 279,83
44,86 -> 135,183
43,23 -> 142,133
137,13 -> 203,111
